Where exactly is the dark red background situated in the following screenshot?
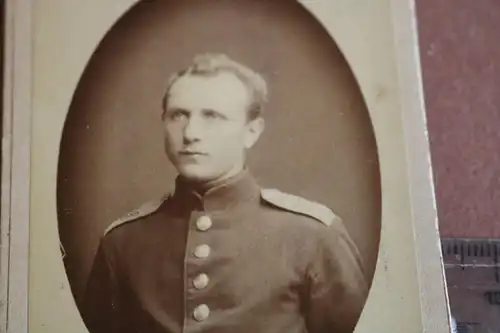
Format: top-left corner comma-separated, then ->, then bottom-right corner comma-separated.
416,0 -> 500,238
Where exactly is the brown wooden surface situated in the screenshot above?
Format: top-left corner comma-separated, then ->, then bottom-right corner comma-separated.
416,0 -> 500,238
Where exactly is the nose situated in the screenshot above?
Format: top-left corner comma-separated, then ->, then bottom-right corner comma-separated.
183,117 -> 202,143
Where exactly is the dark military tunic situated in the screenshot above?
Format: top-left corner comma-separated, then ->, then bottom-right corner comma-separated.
81,170 -> 368,333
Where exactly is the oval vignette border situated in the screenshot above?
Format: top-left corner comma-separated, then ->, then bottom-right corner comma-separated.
56,0 -> 382,316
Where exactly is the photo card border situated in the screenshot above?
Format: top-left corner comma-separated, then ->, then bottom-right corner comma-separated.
0,0 -> 452,332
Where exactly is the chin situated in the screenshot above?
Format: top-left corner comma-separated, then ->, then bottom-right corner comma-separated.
177,165 -> 214,182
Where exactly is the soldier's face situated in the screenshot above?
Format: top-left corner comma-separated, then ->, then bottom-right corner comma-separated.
163,72 -> 264,183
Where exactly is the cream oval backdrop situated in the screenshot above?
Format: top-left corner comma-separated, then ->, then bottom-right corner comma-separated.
30,0 -> 435,332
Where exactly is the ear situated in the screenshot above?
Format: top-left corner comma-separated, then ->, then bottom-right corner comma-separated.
244,117 -> 265,149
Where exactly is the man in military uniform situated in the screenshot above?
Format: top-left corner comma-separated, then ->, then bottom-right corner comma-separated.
81,53 -> 369,333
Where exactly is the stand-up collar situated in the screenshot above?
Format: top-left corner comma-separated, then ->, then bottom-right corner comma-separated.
170,169 -> 261,212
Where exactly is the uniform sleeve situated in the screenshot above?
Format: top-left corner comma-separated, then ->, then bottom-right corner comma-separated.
80,239 -> 124,333
303,220 -> 369,333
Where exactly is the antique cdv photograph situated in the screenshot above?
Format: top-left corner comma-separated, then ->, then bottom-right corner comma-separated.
2,0 -> 452,332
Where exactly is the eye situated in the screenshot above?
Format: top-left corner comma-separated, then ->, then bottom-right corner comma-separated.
166,109 -> 188,121
204,111 -> 218,119
202,109 -> 226,120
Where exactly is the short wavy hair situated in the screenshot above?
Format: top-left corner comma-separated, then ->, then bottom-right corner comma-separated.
162,53 -> 268,121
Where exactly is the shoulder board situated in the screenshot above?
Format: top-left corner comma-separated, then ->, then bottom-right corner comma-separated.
104,195 -> 170,235
261,188 -> 338,226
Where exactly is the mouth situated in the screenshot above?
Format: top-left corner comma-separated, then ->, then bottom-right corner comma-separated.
179,150 -> 207,156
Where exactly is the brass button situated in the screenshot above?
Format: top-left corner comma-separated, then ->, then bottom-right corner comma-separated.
193,273 -> 209,289
193,304 -> 210,321
194,244 -> 211,259
196,216 -> 212,231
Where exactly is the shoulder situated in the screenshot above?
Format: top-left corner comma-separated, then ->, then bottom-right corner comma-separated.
104,195 -> 170,236
260,188 -> 340,227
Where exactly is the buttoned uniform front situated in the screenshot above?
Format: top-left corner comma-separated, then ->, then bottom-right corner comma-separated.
81,170 -> 369,333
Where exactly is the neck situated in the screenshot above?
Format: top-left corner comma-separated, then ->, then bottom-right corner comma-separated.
180,167 -> 247,195
171,167 -> 259,212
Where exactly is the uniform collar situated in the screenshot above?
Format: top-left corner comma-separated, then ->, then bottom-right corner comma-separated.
170,168 -> 261,212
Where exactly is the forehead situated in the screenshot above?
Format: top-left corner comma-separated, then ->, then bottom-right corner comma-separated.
167,72 -> 250,113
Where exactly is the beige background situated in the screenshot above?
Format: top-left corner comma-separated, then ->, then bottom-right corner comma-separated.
27,0 -> 450,332
56,0 -> 381,307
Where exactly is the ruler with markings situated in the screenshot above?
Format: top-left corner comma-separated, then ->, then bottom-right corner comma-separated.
441,238 -> 500,333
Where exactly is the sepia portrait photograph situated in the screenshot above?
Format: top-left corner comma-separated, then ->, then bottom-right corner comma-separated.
57,2 -> 380,333
1,0 -> 451,332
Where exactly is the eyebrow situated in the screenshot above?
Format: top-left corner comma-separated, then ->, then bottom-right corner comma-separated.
164,107 -> 190,117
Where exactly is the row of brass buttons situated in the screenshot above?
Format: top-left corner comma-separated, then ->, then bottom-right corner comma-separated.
192,215 -> 212,322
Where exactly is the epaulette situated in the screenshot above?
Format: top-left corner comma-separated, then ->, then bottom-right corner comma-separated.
261,188 -> 338,226
104,195 -> 170,235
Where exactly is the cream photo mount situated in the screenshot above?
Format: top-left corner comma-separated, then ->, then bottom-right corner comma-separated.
1,0 -> 452,332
